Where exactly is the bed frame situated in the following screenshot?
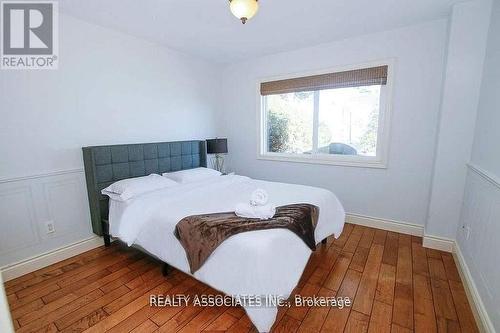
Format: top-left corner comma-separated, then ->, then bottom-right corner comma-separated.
82,140 -> 207,246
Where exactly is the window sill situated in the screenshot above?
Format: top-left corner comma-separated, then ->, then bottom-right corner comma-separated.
257,153 -> 387,169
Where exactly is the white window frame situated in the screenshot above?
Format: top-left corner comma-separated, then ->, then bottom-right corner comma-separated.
256,59 -> 394,169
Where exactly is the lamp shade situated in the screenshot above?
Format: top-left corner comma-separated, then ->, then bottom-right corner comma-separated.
207,138 -> 228,154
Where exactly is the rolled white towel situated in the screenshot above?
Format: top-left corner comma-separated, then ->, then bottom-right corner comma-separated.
250,188 -> 269,206
235,203 -> 276,220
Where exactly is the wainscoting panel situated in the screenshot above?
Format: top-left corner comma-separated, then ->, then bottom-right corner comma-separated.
456,164 -> 500,332
41,176 -> 89,239
0,170 -> 95,269
0,186 -> 38,254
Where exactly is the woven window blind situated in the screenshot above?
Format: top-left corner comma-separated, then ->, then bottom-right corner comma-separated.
260,65 -> 388,96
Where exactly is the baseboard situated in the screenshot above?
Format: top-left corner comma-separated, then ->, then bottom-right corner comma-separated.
422,234 -> 454,252
453,243 -> 495,333
346,213 -> 424,236
0,236 -> 104,281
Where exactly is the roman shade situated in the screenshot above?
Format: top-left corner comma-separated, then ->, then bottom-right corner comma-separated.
260,65 -> 388,96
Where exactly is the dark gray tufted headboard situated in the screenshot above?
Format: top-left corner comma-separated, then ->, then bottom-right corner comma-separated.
82,140 -> 207,236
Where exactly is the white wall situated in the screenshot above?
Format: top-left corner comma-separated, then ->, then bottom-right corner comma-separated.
457,1 -> 500,330
0,274 -> 14,332
426,0 -> 492,239
470,1 -> 500,175
220,20 -> 448,227
0,14 -> 221,268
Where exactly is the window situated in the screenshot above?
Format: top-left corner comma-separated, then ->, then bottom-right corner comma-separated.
259,63 -> 392,168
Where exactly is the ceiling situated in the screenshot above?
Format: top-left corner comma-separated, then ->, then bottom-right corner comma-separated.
59,0 -> 463,64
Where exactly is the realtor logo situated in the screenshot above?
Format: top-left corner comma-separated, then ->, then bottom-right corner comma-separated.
1,1 -> 58,69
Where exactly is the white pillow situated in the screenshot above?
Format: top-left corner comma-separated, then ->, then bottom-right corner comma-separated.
162,167 -> 221,183
102,174 -> 178,201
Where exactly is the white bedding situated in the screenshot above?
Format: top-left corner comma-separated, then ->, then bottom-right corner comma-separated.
108,175 -> 345,332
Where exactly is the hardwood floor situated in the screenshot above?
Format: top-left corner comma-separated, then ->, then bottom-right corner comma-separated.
5,223 -> 478,333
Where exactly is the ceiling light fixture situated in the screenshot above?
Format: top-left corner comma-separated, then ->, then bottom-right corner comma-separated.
229,0 -> 259,24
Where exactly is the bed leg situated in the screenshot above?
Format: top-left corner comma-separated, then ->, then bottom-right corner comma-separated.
321,238 -> 327,245
103,234 -> 111,247
162,263 -> 171,277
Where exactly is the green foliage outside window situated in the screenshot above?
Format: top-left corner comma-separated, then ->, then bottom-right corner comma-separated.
268,111 -> 290,153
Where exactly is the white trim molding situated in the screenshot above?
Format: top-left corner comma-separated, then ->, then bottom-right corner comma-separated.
422,234 -> 455,252
0,168 -> 84,184
0,236 -> 104,281
256,153 -> 388,169
468,163 -> 500,190
454,243 -> 495,333
346,213 -> 458,254
346,213 -> 424,236
0,274 -> 14,333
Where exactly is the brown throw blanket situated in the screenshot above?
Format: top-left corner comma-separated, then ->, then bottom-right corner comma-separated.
175,203 -> 319,273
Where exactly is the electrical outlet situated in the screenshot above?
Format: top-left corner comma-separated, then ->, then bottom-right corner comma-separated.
464,226 -> 471,240
45,221 -> 55,234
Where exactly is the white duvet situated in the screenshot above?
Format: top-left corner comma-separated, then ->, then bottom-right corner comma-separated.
108,175 -> 345,332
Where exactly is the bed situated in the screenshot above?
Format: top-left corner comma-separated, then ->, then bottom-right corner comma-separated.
82,140 -> 345,332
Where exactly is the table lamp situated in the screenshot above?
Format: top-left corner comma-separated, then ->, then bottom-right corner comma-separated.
206,138 -> 228,173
